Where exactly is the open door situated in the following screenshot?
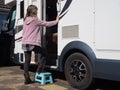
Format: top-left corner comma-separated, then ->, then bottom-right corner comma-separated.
44,0 -> 58,67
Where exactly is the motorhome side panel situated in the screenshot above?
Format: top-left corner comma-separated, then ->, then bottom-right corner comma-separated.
94,0 -> 120,81
58,0 -> 120,81
58,0 -> 94,56
94,0 -> 120,59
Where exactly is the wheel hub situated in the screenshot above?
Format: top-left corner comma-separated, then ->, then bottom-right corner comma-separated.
70,60 -> 86,82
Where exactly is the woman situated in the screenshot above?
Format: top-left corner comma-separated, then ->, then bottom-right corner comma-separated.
22,5 -> 59,84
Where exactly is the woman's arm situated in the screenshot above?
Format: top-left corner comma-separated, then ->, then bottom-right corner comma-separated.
37,15 -> 59,27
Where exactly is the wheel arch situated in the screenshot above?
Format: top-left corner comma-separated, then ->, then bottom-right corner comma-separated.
59,41 -> 96,74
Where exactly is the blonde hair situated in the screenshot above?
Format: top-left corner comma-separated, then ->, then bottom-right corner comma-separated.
24,5 -> 38,20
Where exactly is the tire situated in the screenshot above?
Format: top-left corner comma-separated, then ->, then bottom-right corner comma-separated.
65,53 -> 93,90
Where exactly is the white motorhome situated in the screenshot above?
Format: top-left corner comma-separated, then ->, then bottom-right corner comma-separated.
3,0 -> 120,89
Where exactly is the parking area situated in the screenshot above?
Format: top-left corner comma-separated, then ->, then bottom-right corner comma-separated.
1,65 -> 120,90
0,65 -> 77,90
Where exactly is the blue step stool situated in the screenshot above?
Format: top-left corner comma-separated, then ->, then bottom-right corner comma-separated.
34,72 -> 53,85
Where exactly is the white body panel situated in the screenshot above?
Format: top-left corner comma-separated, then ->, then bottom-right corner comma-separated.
58,0 -> 120,60
4,0 -> 120,61
14,30 -> 23,54
58,0 -> 94,55
94,0 -> 120,59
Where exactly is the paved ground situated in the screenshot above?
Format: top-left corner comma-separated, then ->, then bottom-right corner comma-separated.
0,65 -> 77,90
1,65 -> 120,90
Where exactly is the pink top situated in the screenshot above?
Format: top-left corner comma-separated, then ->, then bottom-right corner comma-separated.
22,17 -> 58,46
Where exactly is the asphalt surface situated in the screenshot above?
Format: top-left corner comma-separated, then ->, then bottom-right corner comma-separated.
0,65 -> 120,90
0,65 -> 77,90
